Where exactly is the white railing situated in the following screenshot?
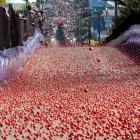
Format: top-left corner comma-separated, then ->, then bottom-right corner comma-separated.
0,29 -> 44,81
108,24 -> 140,47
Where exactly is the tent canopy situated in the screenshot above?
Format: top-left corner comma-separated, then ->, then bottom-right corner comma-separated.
28,0 -> 37,2
6,0 -> 37,4
6,0 -> 26,4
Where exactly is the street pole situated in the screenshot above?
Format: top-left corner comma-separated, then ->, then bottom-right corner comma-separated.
98,12 -> 101,42
78,14 -> 80,45
88,18 -> 91,45
77,8 -> 81,46
115,0 -> 117,18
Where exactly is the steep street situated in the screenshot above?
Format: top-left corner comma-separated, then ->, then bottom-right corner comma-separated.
0,46 -> 140,139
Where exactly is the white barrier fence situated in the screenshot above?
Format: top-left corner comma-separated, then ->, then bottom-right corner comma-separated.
108,24 -> 140,47
0,29 -> 44,81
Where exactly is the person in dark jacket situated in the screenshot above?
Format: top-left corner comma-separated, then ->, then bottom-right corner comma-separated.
9,5 -> 20,47
38,10 -> 45,33
0,6 -> 10,50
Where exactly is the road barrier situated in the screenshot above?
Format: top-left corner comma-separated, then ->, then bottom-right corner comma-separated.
0,6 -> 42,50
0,29 -> 44,82
108,24 -> 140,62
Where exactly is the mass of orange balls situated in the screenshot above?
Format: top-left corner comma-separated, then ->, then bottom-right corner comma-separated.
0,46 -> 140,139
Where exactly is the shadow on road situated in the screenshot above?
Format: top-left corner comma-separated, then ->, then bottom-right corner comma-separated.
114,43 -> 140,63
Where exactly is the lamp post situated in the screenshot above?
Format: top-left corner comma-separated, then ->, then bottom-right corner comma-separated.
88,17 -> 91,45
78,11 -> 81,45
98,12 -> 101,42
87,2 -> 92,46
76,7 -> 81,45
78,15 -> 80,45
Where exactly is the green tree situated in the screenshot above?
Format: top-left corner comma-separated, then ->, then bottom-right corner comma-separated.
114,0 -> 140,26
104,0 -> 140,43
75,0 -> 91,43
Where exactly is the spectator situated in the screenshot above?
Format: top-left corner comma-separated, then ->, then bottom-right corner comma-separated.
38,10 -> 45,33
9,4 -> 20,47
26,5 -> 35,36
0,6 -> 10,50
24,5 -> 32,17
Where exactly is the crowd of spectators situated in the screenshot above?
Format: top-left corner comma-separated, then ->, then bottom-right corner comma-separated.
0,4 -> 44,50
0,0 -> 81,48
44,0 -> 78,45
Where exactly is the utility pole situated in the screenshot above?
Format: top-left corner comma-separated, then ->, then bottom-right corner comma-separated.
88,18 -> 91,45
88,2 -> 93,46
78,0 -> 81,46
115,0 -> 117,18
98,12 -> 101,42
78,13 -> 80,45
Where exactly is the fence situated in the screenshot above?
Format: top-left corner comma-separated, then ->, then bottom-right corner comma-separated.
0,29 -> 44,82
0,7 -> 44,82
0,7 -> 41,50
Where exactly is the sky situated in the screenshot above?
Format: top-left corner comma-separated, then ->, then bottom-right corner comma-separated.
89,0 -> 115,8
